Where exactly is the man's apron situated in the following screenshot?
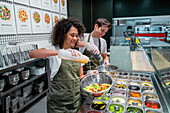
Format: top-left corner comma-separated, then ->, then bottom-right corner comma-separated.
80,34 -> 101,105
47,59 -> 81,113
83,34 -> 101,74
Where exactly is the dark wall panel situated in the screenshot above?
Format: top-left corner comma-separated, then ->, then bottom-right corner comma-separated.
113,0 -> 170,17
92,0 -> 113,49
82,0 -> 91,33
68,0 -> 83,22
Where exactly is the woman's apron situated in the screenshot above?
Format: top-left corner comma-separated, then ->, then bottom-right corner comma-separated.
47,59 -> 81,113
83,34 -> 101,74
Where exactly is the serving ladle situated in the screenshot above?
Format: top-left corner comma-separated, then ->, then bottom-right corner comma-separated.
112,105 -> 119,113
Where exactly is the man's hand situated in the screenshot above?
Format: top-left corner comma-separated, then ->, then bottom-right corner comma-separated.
104,59 -> 110,65
85,42 -> 100,55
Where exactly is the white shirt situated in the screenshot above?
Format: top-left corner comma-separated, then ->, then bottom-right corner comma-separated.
45,45 -> 61,80
79,33 -> 107,54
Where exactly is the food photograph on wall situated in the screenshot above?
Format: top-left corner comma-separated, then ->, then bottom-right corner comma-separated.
0,2 -> 16,34
14,4 -> 31,34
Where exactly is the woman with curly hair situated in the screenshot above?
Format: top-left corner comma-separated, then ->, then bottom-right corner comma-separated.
29,17 -> 89,113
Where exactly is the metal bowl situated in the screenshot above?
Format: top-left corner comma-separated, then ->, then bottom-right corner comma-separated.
20,69 -> 30,80
95,65 -> 118,75
8,73 -> 20,86
81,73 -> 114,97
0,78 -> 5,91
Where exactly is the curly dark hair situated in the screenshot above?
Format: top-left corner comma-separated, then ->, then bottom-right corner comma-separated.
51,17 -> 86,48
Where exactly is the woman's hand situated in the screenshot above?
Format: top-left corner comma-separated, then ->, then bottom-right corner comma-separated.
87,70 -> 99,75
67,49 -> 81,56
80,74 -> 87,80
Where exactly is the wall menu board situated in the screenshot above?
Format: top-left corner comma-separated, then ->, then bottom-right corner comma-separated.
42,0 -> 51,10
60,0 -> 67,15
30,8 -> 43,33
14,0 -> 29,6
0,2 -> 16,35
52,13 -> 60,27
14,4 -> 31,34
42,11 -> 52,33
30,0 -> 41,8
51,0 -> 59,13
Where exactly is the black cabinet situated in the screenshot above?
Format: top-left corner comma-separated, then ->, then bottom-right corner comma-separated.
0,58 -> 50,113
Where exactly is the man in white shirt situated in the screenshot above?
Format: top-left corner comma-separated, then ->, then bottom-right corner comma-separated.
79,18 -> 112,74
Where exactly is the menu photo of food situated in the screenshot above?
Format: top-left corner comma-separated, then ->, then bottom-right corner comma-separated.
14,0 -> 29,6
51,0 -> 59,12
0,4 -> 11,21
61,0 -> 65,7
42,0 -> 51,10
45,13 -> 50,24
54,15 -> 59,24
14,4 -> 31,34
42,11 -> 52,33
0,2 -> 16,35
52,13 -> 60,27
60,0 -> 67,14
33,12 -> 40,23
31,8 -> 43,33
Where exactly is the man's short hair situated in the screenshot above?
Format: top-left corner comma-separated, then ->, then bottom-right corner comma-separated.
95,18 -> 112,29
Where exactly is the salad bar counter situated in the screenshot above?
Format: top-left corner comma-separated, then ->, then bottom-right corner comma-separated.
79,70 -> 169,113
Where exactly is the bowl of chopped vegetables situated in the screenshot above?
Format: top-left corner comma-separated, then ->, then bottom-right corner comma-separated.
81,73 -> 114,97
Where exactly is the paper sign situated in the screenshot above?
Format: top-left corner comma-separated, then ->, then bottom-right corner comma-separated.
30,8 -> 43,33
42,0 -> 51,10
14,0 -> 29,5
0,2 -> 16,35
42,11 -> 52,33
52,13 -> 60,27
60,0 -> 67,15
15,4 -> 31,34
51,0 -> 59,12
30,0 -> 41,8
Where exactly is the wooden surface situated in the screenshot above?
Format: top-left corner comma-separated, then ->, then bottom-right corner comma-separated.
131,51 -> 155,72
151,49 -> 170,70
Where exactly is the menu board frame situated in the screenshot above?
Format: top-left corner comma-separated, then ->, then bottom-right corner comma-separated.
52,13 -> 60,27
42,0 -> 51,11
30,0 -> 41,8
51,0 -> 59,13
0,2 -> 16,35
14,4 -> 32,34
60,0 -> 67,15
42,10 -> 52,33
14,0 -> 29,6
30,8 -> 43,33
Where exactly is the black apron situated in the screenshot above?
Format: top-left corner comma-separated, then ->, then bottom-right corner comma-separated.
83,34 -> 101,74
47,59 -> 81,113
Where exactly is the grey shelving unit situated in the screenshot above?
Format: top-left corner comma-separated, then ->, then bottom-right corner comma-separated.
0,58 -> 50,113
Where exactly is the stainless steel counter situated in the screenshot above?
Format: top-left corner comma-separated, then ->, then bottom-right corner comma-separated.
79,70 -> 170,113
